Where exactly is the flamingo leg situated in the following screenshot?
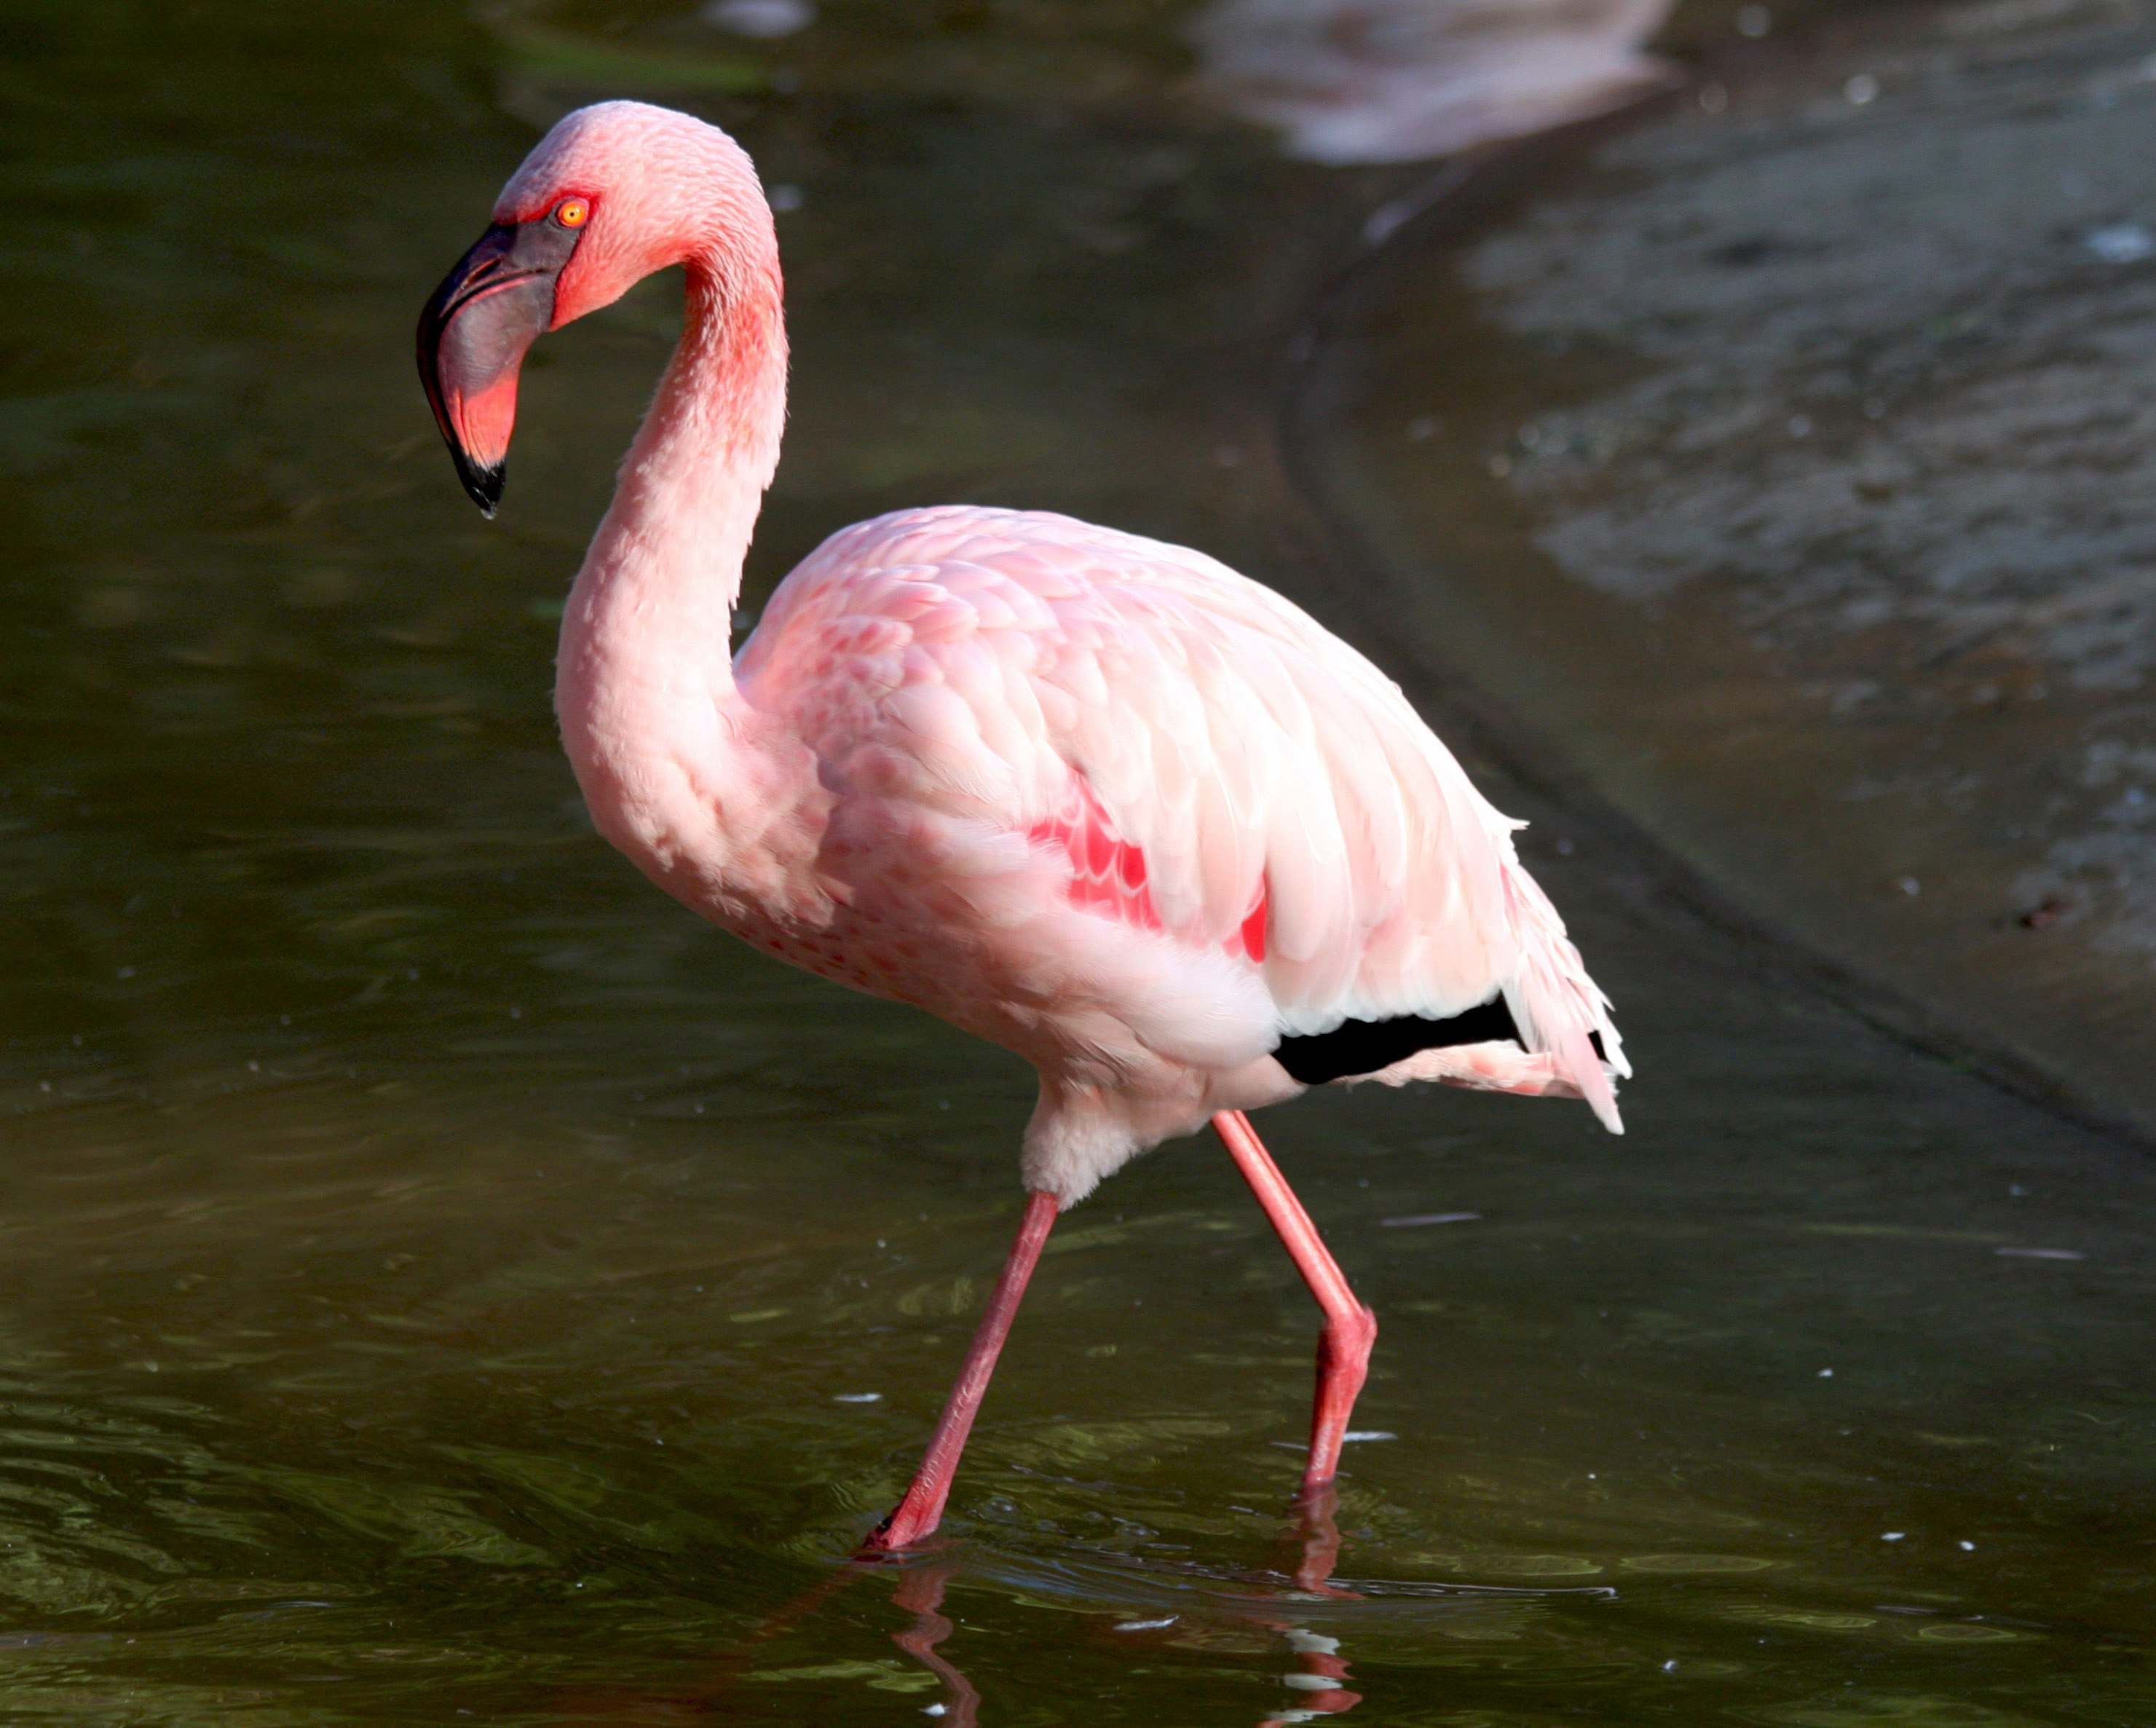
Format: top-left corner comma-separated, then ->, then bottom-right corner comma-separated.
1212,1110 -> 1377,1494
867,1190 -> 1060,1550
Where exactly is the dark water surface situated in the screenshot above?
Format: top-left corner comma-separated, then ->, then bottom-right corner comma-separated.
1,1 -> 2151,1722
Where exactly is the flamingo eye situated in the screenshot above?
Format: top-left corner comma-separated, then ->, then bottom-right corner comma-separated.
553,197 -> 589,229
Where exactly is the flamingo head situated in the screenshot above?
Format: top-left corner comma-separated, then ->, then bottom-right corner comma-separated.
417,101 -> 773,515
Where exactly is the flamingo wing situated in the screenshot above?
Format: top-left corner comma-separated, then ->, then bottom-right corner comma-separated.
738,506 -> 1626,1128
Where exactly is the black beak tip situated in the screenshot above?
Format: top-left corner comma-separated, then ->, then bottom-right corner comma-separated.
457,454 -> 506,518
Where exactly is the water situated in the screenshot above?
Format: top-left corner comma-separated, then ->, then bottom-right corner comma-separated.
1,1 -> 2151,1721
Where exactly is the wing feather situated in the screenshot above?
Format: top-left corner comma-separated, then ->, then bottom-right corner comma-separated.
738,505 -> 1626,1124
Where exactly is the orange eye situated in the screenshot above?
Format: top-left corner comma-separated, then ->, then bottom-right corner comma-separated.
554,197 -> 589,229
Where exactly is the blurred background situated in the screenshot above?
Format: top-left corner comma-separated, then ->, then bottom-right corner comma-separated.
1,0 -> 2152,1721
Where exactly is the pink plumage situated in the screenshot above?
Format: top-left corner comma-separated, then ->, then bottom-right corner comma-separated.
736,505 -> 1627,1193
419,100 -> 1628,1561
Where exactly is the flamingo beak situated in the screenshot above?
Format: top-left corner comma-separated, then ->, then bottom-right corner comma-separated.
416,218 -> 583,516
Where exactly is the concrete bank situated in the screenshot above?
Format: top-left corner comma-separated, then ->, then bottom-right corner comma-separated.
1293,0 -> 2156,1136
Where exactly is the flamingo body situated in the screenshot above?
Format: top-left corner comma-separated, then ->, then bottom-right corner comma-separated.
419,99 -> 1627,1552
703,504 -> 1623,1202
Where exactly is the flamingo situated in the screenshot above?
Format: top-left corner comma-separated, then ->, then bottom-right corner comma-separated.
417,100 -> 1627,1555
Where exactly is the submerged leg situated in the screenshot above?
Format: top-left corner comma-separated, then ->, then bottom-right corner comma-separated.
1212,1110 -> 1378,1494
1275,1480 -> 1357,1597
866,1189 -> 1060,1551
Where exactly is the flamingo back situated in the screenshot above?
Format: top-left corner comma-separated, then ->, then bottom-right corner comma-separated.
735,505 -> 1626,1130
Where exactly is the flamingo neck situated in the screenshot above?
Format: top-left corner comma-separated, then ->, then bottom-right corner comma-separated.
570,243 -> 786,669
554,232 -> 789,885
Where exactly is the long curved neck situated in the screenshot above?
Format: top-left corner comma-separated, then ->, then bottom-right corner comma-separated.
554,232 -> 791,891
566,241 -> 786,687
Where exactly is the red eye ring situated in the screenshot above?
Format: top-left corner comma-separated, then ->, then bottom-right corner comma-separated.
554,197 -> 589,229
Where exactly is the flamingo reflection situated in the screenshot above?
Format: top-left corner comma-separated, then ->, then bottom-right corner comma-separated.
891,1563 -> 982,1727
1252,1487 -> 1364,1724
550,1494 -> 1363,1724
876,1486 -> 1367,1724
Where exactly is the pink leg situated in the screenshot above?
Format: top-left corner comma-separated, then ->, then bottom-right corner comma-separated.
866,1190 -> 1060,1551
1212,1110 -> 1378,1493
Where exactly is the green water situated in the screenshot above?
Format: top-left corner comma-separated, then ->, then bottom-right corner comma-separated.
1,1 -> 2150,1721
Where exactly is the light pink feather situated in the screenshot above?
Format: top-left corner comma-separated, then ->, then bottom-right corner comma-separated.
738,507 -> 1630,1132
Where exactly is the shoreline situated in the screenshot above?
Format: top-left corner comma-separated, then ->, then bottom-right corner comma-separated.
1276,15 -> 2156,1151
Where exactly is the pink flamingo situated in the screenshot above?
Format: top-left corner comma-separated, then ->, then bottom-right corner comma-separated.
418,100 -> 1627,1555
